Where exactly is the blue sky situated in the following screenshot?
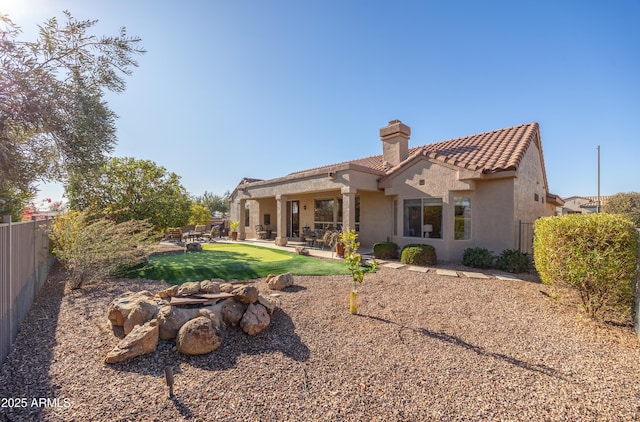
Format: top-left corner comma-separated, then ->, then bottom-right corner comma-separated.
3,0 -> 639,206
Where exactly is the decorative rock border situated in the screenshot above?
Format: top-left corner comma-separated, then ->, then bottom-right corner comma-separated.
104,273 -> 293,363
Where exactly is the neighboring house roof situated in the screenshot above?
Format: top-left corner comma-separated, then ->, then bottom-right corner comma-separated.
581,196 -> 610,208
289,122 -> 541,177
562,195 -> 610,209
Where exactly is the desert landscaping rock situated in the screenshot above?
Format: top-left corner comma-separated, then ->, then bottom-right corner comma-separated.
265,272 -> 294,290
219,282 -> 235,293
220,297 -> 247,327
198,307 -> 225,330
186,242 -> 202,252
156,284 -> 179,298
240,303 -> 270,335
157,306 -> 201,340
123,299 -> 160,335
176,316 -> 223,355
104,319 -> 159,363
200,279 -> 223,293
232,285 -> 259,304
107,290 -> 155,327
177,281 -> 201,296
257,294 -> 278,314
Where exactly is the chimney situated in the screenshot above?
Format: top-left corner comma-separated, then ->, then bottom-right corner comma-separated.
380,120 -> 410,168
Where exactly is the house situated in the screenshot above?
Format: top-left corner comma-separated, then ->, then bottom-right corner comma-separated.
229,120 -> 563,261
561,195 -> 609,214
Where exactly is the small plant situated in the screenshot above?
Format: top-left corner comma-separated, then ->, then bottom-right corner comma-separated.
322,230 -> 342,255
400,244 -> 437,266
373,242 -> 399,259
462,247 -> 495,269
495,249 -> 530,273
229,220 -> 239,240
339,229 -> 379,314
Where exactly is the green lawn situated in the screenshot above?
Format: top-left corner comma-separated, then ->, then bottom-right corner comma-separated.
125,243 -> 348,284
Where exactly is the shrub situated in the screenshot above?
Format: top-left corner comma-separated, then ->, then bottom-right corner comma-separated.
373,242 -> 399,259
400,244 -> 437,266
462,247 -> 495,268
50,211 -> 156,289
533,213 -> 638,321
495,249 -> 531,273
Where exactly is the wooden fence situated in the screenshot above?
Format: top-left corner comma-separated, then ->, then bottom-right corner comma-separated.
0,216 -> 55,367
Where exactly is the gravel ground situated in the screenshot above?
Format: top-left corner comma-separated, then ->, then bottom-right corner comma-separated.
1,260 -> 640,421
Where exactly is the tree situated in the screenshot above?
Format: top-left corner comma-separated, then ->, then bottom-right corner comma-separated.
0,11 -> 145,215
66,157 -> 192,231
188,204 -> 211,226
194,190 -> 230,215
0,185 -> 31,221
603,192 -> 640,228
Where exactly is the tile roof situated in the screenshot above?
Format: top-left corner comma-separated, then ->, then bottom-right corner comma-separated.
289,122 -> 540,176
416,122 -> 539,174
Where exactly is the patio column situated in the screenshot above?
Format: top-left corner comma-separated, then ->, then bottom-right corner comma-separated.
238,199 -> 246,240
342,187 -> 357,232
275,194 -> 288,246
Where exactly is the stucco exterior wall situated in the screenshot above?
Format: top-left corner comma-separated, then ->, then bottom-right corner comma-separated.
473,178 -> 516,253
514,142 -> 549,223
357,190 -> 393,247
384,159 -> 475,261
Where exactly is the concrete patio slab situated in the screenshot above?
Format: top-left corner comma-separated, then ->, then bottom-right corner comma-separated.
407,266 -> 428,273
384,262 -> 406,269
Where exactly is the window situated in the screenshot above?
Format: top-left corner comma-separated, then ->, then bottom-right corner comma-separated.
454,196 -> 471,240
314,199 -> 334,230
403,198 -> 443,238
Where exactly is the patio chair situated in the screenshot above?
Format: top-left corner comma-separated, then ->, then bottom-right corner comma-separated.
167,228 -> 183,242
203,224 -> 221,241
186,224 -> 206,241
255,225 -> 268,240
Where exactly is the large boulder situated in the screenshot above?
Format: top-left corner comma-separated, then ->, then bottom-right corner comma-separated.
232,285 -> 259,304
105,319 -> 159,363
186,242 -> 202,252
198,308 -> 225,333
157,306 -> 201,340
176,316 -> 223,355
265,273 -> 294,291
240,303 -> 270,335
219,298 -> 247,327
177,281 -> 201,296
123,299 -> 160,335
107,291 -> 155,327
